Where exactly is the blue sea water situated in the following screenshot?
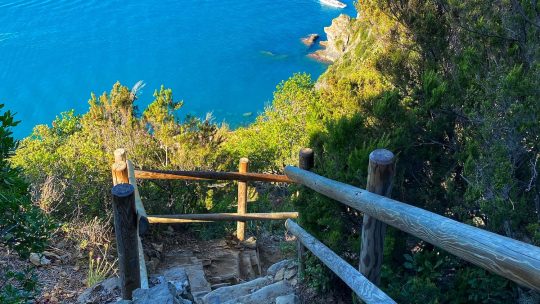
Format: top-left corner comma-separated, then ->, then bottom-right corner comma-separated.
0,0 -> 355,137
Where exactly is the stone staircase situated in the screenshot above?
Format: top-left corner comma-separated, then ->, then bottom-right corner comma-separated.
200,259 -> 299,304
149,238 -> 299,304
132,258 -> 299,304
78,238 -> 299,304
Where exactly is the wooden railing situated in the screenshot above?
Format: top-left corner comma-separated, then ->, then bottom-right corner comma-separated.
110,147 -> 540,302
109,148 -> 302,299
285,149 -> 540,304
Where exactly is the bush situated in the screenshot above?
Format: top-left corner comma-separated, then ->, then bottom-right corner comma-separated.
0,104 -> 53,303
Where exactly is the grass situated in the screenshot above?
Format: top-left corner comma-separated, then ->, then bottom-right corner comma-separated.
86,244 -> 116,287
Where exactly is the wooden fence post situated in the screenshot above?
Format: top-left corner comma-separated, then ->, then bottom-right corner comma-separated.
359,149 -> 395,286
112,183 -> 141,299
112,148 -> 129,185
298,148 -> 314,280
237,158 -> 249,241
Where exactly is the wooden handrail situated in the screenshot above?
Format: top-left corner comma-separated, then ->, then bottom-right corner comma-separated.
134,169 -> 293,183
284,165 -> 540,291
146,212 -> 299,224
286,219 -> 395,303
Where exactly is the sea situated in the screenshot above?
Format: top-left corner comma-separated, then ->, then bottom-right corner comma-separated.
0,0 -> 355,137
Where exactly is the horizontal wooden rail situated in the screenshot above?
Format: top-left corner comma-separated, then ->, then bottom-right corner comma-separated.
147,212 -> 299,224
284,166 -> 540,291
286,219 -> 395,303
135,169 -> 293,183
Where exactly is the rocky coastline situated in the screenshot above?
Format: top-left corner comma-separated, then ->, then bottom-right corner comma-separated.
307,14 -> 356,63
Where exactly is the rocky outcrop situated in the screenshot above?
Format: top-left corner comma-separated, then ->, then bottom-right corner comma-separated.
301,34 -> 320,47
78,268 -> 195,304
308,14 -> 356,63
131,282 -> 192,304
202,277 -> 273,304
276,294 -> 300,304
77,277 -> 121,303
221,281 -> 293,304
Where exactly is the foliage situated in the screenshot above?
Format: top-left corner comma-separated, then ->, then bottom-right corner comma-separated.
0,104 -> 52,303
291,0 -> 538,302
0,267 -> 39,304
304,254 -> 333,293
11,82 -> 231,219
219,73 -> 321,172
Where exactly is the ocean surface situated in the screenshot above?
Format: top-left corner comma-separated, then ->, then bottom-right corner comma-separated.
0,0 -> 355,137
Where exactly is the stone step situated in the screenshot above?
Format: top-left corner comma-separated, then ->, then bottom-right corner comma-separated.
222,280 -> 294,304
201,276 -> 273,304
200,259 -> 299,304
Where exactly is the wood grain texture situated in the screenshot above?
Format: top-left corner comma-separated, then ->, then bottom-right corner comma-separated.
360,149 -> 394,286
112,183 -> 141,299
134,169 -> 293,183
286,219 -> 396,304
237,158 -> 249,241
112,149 -> 148,289
125,159 -> 149,289
284,166 -> 540,291
126,160 -> 149,230
147,212 -> 299,223
111,161 -> 129,185
297,147 -> 314,281
114,148 -> 127,162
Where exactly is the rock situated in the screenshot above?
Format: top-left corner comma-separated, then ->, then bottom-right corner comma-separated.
241,236 -> 257,249
211,282 -> 230,290
308,14 -> 355,62
284,268 -> 296,280
146,258 -> 160,274
276,294 -> 300,304
274,268 -> 285,281
77,277 -> 120,304
301,33 -> 320,46
152,243 -> 164,253
202,276 -> 272,304
29,252 -> 51,266
222,281 -> 294,304
290,278 -> 298,286
101,277 -> 120,291
132,282 -> 179,304
149,275 -> 166,287
201,259 -> 212,266
267,259 -> 291,276
43,250 -> 62,261
163,267 -> 190,295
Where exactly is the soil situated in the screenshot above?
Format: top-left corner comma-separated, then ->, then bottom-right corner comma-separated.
0,242 -> 86,304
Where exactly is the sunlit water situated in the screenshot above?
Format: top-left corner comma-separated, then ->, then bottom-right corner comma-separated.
0,0 -> 355,137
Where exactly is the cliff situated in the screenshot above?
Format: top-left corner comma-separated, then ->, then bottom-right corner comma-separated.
309,14 -> 357,63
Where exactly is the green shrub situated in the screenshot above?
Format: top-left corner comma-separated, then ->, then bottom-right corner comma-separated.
0,104 -> 53,303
